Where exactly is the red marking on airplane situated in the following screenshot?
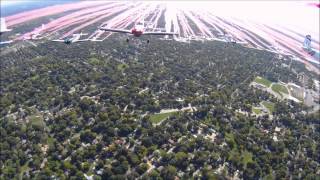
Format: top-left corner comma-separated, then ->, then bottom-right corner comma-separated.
307,3 -> 320,8
131,28 -> 143,37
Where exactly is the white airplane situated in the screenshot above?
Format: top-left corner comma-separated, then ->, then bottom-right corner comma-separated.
89,35 -> 108,42
302,35 -> 315,54
52,33 -> 89,44
0,18 -> 13,45
301,35 -> 320,63
222,33 -> 248,45
212,29 -> 247,45
0,18 -> 11,35
90,37 -> 103,42
99,21 -> 177,43
0,40 -> 13,45
24,24 -> 45,40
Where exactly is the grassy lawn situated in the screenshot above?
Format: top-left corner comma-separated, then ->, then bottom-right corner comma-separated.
227,148 -> 239,161
271,83 -> 288,96
149,112 -> 175,124
87,161 -> 96,176
226,133 -> 253,169
225,132 -> 237,148
262,101 -> 275,113
88,57 -> 101,65
29,115 -> 44,127
254,76 -> 272,87
47,137 -> 55,147
30,74 -> 40,81
19,161 -> 30,180
241,151 -> 253,168
263,174 -> 275,180
117,63 -> 129,71
252,107 -> 262,114
228,149 -> 253,169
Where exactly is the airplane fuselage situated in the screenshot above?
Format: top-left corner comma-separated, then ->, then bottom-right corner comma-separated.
131,28 -> 143,37
99,22 -> 176,40
0,30 -> 11,36
51,33 -> 88,44
131,24 -> 144,37
63,34 -> 81,44
64,39 -> 72,44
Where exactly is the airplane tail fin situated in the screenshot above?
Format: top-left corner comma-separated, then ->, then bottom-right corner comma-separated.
303,35 -> 312,50
0,18 -> 7,30
74,32 -> 88,36
0,18 -> 11,32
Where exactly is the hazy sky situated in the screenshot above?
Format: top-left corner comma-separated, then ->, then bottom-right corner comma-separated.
165,1 -> 319,34
1,0 -> 25,6
2,0 -> 319,37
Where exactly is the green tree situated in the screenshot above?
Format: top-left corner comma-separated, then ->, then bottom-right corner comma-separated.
160,165 -> 177,180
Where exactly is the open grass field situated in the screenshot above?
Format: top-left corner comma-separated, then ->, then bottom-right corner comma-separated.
149,112 -> 175,124
252,107 -> 262,114
225,132 -> 236,148
29,114 -> 44,128
19,161 -> 30,180
241,151 -> 253,168
262,101 -> 275,113
271,83 -> 289,96
88,57 -> 101,65
117,63 -> 129,71
254,76 -> 272,87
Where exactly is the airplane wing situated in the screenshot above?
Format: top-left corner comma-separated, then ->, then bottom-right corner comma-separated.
143,32 -> 178,36
99,28 -> 131,34
0,40 -> 13,45
52,40 -> 65,42
235,41 -> 248,45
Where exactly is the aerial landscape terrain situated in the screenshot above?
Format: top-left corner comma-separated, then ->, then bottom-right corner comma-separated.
0,1 -> 319,179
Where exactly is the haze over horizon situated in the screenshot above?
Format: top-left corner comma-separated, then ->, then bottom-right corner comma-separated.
1,0 -> 319,64
2,0 -> 319,37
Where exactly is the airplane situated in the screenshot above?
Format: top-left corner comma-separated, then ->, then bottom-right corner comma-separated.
213,29 -> 248,45
302,35 -> 315,55
301,35 -> 320,63
0,18 -> 11,35
52,33 -> 89,44
89,35 -> 108,42
99,21 -> 177,43
308,2 -> 320,8
0,18 -> 13,45
0,40 -> 13,45
90,37 -> 104,42
225,35 -> 248,45
24,24 -> 45,40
